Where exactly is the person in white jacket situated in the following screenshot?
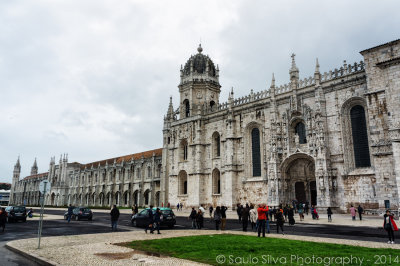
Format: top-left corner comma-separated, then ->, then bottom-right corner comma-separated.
249,205 -> 258,231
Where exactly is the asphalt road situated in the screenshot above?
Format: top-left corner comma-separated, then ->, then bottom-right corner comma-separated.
0,209 -> 392,265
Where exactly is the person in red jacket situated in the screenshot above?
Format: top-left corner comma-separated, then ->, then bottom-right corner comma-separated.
383,210 -> 398,244
257,204 -> 269,237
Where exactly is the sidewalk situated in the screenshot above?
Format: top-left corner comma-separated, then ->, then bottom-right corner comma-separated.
174,209 -> 384,228
36,207 -> 385,228
6,228 -> 400,266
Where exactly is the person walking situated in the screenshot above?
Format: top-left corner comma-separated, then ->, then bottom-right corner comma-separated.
177,203 -> 180,211
327,207 -> 333,222
151,208 -> 162,234
298,203 -> 304,221
189,207 -> 197,229
283,205 -> 289,222
358,205 -> 364,221
350,205 -> 356,221
209,205 -> 214,221
196,209 -> 203,229
305,202 -> 309,216
221,206 -> 227,230
288,206 -> 295,226
214,206 -> 222,230
110,205 -> 120,231
276,209 -> 285,235
145,205 -> 154,234
0,208 -> 7,232
313,206 -> 319,220
237,204 -> 243,223
67,204 -> 74,223
249,205 -> 257,231
241,205 -> 250,232
180,203 -> 183,211
257,204 -> 269,237
383,210 -> 398,244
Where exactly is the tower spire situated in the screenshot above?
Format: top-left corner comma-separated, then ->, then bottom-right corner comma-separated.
31,157 -> 38,175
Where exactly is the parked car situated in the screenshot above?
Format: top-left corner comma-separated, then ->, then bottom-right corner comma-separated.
64,207 -> 93,221
131,207 -> 176,228
5,206 -> 27,222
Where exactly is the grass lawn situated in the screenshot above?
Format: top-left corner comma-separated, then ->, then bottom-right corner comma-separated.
125,234 -> 400,265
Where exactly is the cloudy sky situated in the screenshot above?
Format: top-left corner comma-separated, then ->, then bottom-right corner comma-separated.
1,0 -> 399,183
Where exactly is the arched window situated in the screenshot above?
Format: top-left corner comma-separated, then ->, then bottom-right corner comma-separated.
137,168 -> 141,179
295,122 -> 307,144
212,132 -> 221,157
179,170 -> 188,195
147,166 -> 152,178
180,140 -> 188,161
212,169 -> 221,194
157,164 -> 162,177
183,99 -> 190,117
251,128 -> 261,177
350,105 -> 371,167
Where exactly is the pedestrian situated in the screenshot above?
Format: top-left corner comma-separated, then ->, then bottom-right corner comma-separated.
214,206 -> 222,230
151,208 -> 162,234
110,205 -> 120,231
221,206 -> 227,230
196,209 -> 203,229
209,205 -> 214,220
241,205 -> 250,232
257,204 -> 269,237
237,204 -> 242,223
145,205 -> 154,234
283,205 -> 288,222
288,206 -> 295,225
298,203 -> 304,221
358,205 -> 364,221
383,210 -> 398,244
313,206 -> 319,220
189,207 -> 197,229
134,205 -> 139,215
305,202 -> 309,215
177,203 -> 180,211
67,204 -> 74,223
180,203 -> 183,211
199,205 -> 205,228
167,202 -> 170,208
350,205 -> 356,221
276,209 -> 285,235
0,208 -> 7,232
249,205 -> 257,231
27,208 -> 33,218
327,207 -> 333,222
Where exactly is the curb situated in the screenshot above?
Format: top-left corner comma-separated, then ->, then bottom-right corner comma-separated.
5,242 -> 59,266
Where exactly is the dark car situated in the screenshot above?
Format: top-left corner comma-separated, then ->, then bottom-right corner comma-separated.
5,206 -> 27,222
64,207 -> 93,221
131,207 -> 176,228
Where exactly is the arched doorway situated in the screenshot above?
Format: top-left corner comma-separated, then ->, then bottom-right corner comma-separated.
144,189 -> 150,206
51,193 -> 56,206
133,190 -> 139,206
281,153 -> 316,206
155,191 -> 160,207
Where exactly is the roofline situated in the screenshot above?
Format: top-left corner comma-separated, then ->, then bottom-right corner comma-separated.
360,39 -> 400,55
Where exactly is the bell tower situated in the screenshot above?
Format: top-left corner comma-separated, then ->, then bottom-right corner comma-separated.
178,44 -> 221,118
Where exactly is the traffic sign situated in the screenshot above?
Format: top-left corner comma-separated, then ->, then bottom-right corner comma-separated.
39,180 -> 51,194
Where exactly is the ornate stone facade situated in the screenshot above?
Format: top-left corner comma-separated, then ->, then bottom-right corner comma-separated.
162,40 -> 400,212
10,149 -> 162,207
10,39 -> 400,212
